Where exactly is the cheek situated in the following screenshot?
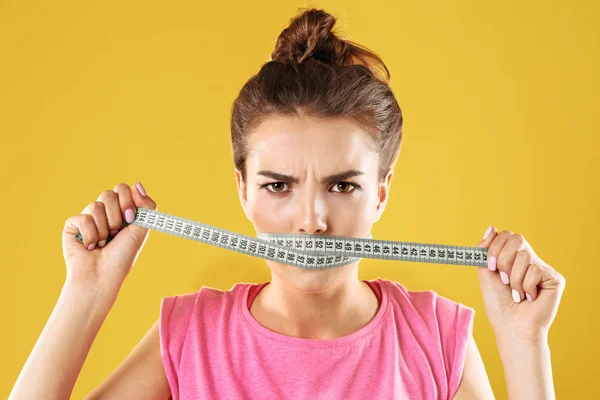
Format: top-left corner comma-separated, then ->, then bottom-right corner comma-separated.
252,205 -> 276,225
246,194 -> 284,231
334,202 -> 375,233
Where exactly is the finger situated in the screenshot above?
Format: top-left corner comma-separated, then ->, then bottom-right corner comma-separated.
509,249 -> 533,303
112,182 -> 158,248
131,181 -> 157,211
497,232 -> 529,286
536,262 -> 567,292
487,230 -> 512,278
97,190 -> 123,236
81,201 -> 109,248
114,183 -> 137,226
522,262 -> 542,301
476,225 -> 499,271
64,214 -> 98,250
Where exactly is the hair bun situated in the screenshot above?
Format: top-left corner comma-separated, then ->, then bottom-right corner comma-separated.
268,8 -> 391,83
270,8 -> 344,65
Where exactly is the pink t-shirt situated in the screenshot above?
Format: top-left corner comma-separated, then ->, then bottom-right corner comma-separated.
159,278 -> 474,399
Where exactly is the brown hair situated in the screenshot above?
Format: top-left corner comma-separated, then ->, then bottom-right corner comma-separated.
230,8 -> 403,183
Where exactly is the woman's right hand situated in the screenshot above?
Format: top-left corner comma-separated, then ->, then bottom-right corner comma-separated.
61,182 -> 158,297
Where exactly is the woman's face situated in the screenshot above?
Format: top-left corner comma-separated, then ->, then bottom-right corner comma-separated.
235,114 -> 393,292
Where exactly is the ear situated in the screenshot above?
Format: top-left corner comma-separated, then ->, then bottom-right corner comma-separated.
235,168 -> 252,222
373,168 -> 393,223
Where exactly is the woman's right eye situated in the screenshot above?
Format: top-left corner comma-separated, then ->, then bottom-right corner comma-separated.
262,182 -> 289,193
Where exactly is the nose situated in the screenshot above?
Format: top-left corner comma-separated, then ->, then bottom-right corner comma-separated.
296,187 -> 327,235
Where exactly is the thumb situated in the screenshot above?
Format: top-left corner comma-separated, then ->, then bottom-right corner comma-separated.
476,225 -> 499,281
132,181 -> 158,213
476,225 -> 498,250
114,182 -> 158,246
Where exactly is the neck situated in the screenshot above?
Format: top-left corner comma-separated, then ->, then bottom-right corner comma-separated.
250,269 -> 380,340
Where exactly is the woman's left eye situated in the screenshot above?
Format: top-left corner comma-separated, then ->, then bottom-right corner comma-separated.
331,182 -> 360,193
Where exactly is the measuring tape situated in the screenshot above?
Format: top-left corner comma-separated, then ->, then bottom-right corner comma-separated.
74,208 -> 488,270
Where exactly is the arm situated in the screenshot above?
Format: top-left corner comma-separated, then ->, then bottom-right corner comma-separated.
9,281 -> 170,400
83,319 -> 171,400
9,281 -> 116,399
453,334 -> 495,399
496,333 -> 554,400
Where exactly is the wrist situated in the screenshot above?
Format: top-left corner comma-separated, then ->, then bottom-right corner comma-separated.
494,329 -> 551,372
493,331 -> 555,400
493,325 -> 549,347
61,278 -> 119,317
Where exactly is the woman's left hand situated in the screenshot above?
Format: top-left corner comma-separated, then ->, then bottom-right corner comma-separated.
476,226 -> 566,342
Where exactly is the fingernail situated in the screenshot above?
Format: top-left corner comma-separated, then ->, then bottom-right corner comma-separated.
488,256 -> 497,271
125,209 -> 135,223
512,289 -> 521,303
98,240 -> 106,248
110,230 -> 119,236
500,271 -> 510,285
526,293 -> 533,302
483,226 -> 492,240
136,181 -> 147,197
88,243 -> 96,251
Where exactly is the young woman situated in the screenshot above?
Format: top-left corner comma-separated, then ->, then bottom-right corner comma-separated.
10,8 -> 565,400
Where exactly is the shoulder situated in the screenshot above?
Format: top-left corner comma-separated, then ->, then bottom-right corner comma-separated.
159,282 -> 251,334
379,278 -> 475,325
158,283 -> 253,364
380,279 -> 475,343
161,282 -> 250,317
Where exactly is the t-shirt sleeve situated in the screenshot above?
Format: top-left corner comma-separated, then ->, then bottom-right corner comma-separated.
159,292 -> 199,400
433,293 -> 475,400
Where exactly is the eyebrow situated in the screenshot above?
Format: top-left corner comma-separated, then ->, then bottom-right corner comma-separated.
256,169 -> 366,184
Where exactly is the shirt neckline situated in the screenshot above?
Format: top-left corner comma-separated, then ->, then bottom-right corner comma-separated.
240,278 -> 390,348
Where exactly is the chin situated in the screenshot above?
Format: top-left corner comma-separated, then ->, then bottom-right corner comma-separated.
266,260 -> 360,293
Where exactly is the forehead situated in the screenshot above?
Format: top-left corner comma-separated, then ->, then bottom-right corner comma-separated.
246,115 -> 378,171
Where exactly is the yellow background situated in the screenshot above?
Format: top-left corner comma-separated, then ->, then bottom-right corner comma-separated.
1,0 -> 598,398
